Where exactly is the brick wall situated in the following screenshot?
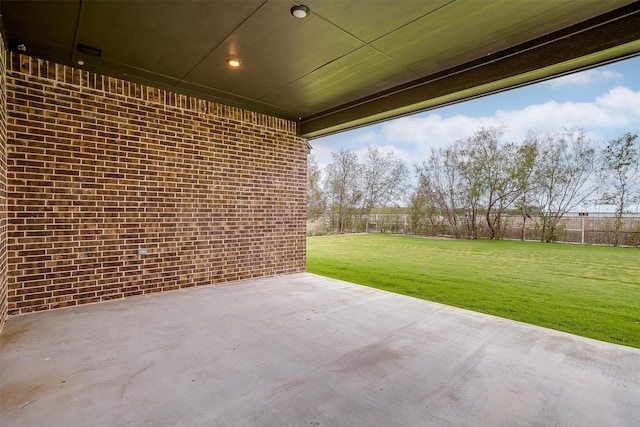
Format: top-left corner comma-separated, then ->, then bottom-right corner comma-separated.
6,53 -> 306,315
0,39 -> 7,330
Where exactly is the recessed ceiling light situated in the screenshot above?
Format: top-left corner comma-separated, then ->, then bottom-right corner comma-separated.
227,58 -> 241,68
290,5 -> 310,19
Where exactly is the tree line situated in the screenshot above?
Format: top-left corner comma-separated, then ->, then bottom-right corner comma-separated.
308,127 -> 640,246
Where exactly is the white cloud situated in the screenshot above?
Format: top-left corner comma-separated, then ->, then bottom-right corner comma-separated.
312,85 -> 640,175
495,86 -> 640,139
380,86 -> 640,152
307,142 -> 334,170
545,69 -> 622,88
382,114 -> 499,156
353,130 -> 379,144
595,86 -> 640,118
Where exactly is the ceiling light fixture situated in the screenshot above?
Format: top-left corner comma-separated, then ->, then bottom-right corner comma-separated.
290,5 -> 310,19
227,58 -> 241,68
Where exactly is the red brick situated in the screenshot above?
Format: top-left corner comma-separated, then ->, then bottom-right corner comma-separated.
3,52 -> 306,316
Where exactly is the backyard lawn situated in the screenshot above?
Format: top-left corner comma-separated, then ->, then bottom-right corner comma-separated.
306,234 -> 640,348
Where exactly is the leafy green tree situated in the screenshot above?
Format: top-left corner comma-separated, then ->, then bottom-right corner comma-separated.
307,154 -> 326,220
513,138 -> 539,241
408,165 -> 440,235
600,132 -> 639,246
457,127 -> 521,239
360,146 -> 409,231
324,149 -> 362,233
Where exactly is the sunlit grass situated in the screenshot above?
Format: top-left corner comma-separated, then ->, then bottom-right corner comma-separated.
306,234 -> 640,348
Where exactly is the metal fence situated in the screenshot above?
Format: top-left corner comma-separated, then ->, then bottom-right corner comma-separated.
308,213 -> 640,247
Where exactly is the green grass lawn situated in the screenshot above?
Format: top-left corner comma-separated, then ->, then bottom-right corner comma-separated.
307,234 -> 640,348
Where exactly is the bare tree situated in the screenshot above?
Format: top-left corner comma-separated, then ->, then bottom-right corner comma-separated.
324,149 -> 362,233
600,132 -> 640,246
425,147 -> 463,238
454,146 -> 482,239
534,129 -> 598,242
360,146 -> 409,231
307,154 -> 326,220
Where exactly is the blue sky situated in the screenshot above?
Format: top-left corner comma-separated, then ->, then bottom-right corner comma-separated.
309,55 -> 640,170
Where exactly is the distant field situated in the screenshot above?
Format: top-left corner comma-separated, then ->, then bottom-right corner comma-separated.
306,234 -> 640,348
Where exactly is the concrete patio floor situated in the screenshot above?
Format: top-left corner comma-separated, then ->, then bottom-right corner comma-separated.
1,273 -> 639,426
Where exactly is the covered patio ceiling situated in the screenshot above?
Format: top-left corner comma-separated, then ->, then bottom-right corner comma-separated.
1,0 -> 639,138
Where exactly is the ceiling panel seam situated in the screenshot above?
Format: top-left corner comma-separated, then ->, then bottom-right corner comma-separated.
359,0 -> 457,76
254,44 -> 371,112
302,3 -> 451,78
70,0 -> 85,63
176,0 -> 268,87
301,3 -> 640,124
253,1 -> 459,109
251,7 -> 376,109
